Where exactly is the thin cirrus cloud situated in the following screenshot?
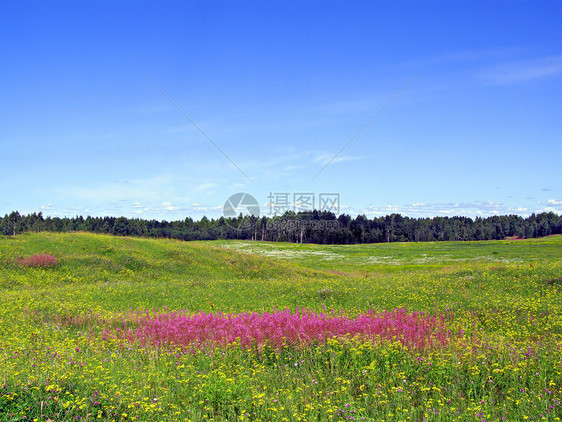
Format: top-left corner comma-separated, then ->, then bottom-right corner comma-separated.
480,55 -> 562,85
362,201 -> 511,218
194,182 -> 218,192
312,153 -> 362,166
161,202 -> 178,211
192,203 -> 209,212
359,200 -> 562,218
403,47 -> 522,69
62,175 -> 177,204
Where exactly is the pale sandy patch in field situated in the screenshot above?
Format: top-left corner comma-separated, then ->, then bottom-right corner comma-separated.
219,242 -> 525,266
219,242 -> 345,260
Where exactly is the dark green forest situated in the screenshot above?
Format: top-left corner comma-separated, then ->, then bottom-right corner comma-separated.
1,210 -> 561,244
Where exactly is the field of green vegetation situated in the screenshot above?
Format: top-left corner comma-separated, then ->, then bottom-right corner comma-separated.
1,232 -> 561,421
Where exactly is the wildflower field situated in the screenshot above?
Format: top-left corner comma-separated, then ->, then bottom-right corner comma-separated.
0,232 -> 561,421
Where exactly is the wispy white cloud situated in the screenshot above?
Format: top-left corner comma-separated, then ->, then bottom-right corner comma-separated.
194,182 -> 217,192
362,204 -> 401,215
187,203 -> 225,214
312,153 -> 362,166
361,201 -> 537,218
403,47 -> 523,68
192,202 -> 209,211
228,183 -> 247,190
480,55 -> 562,85
41,204 -> 55,210
235,148 -> 365,186
64,175 -> 176,203
161,202 -> 178,211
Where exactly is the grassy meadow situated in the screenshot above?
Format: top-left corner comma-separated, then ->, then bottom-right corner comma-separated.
0,232 -> 561,421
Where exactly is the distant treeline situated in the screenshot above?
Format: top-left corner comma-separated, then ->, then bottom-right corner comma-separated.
1,210 -> 561,244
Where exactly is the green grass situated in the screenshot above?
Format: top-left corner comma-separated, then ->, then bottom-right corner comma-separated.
212,236 -> 562,273
0,232 -> 561,421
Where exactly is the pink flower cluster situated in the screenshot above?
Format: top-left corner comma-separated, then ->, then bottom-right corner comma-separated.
17,253 -> 58,267
125,308 -> 450,349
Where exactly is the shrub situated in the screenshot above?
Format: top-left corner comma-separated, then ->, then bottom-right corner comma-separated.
17,253 -> 58,268
122,308 -> 451,350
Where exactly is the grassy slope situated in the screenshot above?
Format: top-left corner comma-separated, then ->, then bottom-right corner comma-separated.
0,232 -> 321,314
0,232 -> 560,326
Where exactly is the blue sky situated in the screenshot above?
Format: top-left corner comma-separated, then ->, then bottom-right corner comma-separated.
1,1 -> 561,220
